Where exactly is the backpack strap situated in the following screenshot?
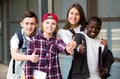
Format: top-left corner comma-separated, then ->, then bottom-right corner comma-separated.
13,31 -> 23,74
68,28 -> 75,40
17,31 -> 24,49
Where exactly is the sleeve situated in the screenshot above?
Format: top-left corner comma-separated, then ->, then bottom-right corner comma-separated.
10,33 -> 19,49
58,29 -> 71,44
25,60 -> 34,79
57,39 -> 67,54
25,39 -> 35,79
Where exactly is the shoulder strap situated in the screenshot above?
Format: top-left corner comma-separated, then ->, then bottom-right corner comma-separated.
17,31 -> 23,49
68,28 -> 75,40
13,31 -> 23,74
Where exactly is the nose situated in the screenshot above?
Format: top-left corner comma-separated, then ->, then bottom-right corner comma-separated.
28,23 -> 32,28
92,27 -> 97,31
73,14 -> 76,18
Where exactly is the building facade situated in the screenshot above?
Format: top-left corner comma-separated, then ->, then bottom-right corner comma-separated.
0,0 -> 120,79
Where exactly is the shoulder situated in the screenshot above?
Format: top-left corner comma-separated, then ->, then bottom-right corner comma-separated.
58,29 -> 69,34
58,29 -> 65,33
10,33 -> 20,49
58,29 -> 71,37
31,33 -> 43,41
10,33 -> 19,42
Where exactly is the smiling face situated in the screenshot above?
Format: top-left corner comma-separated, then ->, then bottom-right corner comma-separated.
42,19 -> 57,37
86,20 -> 101,38
68,7 -> 80,27
20,17 -> 38,36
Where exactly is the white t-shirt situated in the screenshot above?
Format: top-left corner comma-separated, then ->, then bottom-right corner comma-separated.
84,34 -> 104,79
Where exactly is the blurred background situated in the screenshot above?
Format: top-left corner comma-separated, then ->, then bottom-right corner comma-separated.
0,0 -> 120,79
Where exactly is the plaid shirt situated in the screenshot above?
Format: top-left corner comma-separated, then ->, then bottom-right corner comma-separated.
25,33 -> 67,79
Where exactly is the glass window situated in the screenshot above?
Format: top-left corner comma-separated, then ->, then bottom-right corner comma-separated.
98,0 -> 120,17
9,23 -> 21,38
9,0 -> 27,21
99,22 -> 120,58
54,0 -> 87,19
0,3 -> 3,62
28,0 -> 39,16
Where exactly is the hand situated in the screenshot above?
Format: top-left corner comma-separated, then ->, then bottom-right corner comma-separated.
30,50 -> 39,63
69,39 -> 77,49
99,67 -> 107,79
66,42 -> 75,55
101,38 -> 108,46
79,40 -> 85,54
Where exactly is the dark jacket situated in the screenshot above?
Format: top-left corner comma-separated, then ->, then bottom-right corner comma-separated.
68,33 -> 114,79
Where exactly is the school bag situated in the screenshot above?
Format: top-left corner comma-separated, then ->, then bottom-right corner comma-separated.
12,31 -> 23,74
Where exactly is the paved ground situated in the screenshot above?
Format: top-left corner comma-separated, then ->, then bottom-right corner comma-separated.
0,64 -> 8,79
0,62 -> 120,79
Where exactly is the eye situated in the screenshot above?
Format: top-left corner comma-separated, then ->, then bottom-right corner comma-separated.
96,27 -> 101,30
76,13 -> 80,16
45,21 -> 49,24
52,22 -> 56,25
31,23 -> 35,25
70,12 -> 74,15
25,22 -> 29,25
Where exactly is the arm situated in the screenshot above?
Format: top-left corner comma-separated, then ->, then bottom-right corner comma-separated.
58,29 -> 72,44
11,48 -> 38,63
56,39 -> 74,55
25,39 -> 38,79
65,40 -> 76,55
11,48 -> 33,61
11,34 -> 38,62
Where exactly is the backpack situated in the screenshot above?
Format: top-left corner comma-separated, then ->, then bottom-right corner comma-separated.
12,31 -> 23,74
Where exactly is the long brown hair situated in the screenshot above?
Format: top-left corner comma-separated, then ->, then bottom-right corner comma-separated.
63,3 -> 86,31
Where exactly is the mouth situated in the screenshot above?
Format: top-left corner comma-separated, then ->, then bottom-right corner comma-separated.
90,32 -> 97,37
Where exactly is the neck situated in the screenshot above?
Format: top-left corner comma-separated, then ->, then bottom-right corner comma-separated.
71,24 -> 79,28
43,32 -> 53,40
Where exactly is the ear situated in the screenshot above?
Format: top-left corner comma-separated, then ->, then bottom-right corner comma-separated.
86,25 -> 89,30
20,22 -> 23,27
36,23 -> 38,28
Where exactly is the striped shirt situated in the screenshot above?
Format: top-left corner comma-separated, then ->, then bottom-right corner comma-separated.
25,33 -> 67,79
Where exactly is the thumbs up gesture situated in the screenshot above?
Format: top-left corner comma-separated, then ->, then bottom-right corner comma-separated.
30,49 -> 39,63
70,39 -> 77,49
79,40 -> 85,54
66,40 -> 76,55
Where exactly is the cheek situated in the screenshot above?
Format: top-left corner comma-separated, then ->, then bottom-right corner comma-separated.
77,16 -> 80,21
50,26 -> 56,33
68,14 -> 72,19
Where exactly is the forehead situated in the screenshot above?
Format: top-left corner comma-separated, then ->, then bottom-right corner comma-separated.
69,7 -> 79,13
22,17 -> 37,22
89,20 -> 99,25
88,21 -> 101,29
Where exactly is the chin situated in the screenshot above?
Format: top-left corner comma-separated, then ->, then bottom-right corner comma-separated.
90,35 -> 96,38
